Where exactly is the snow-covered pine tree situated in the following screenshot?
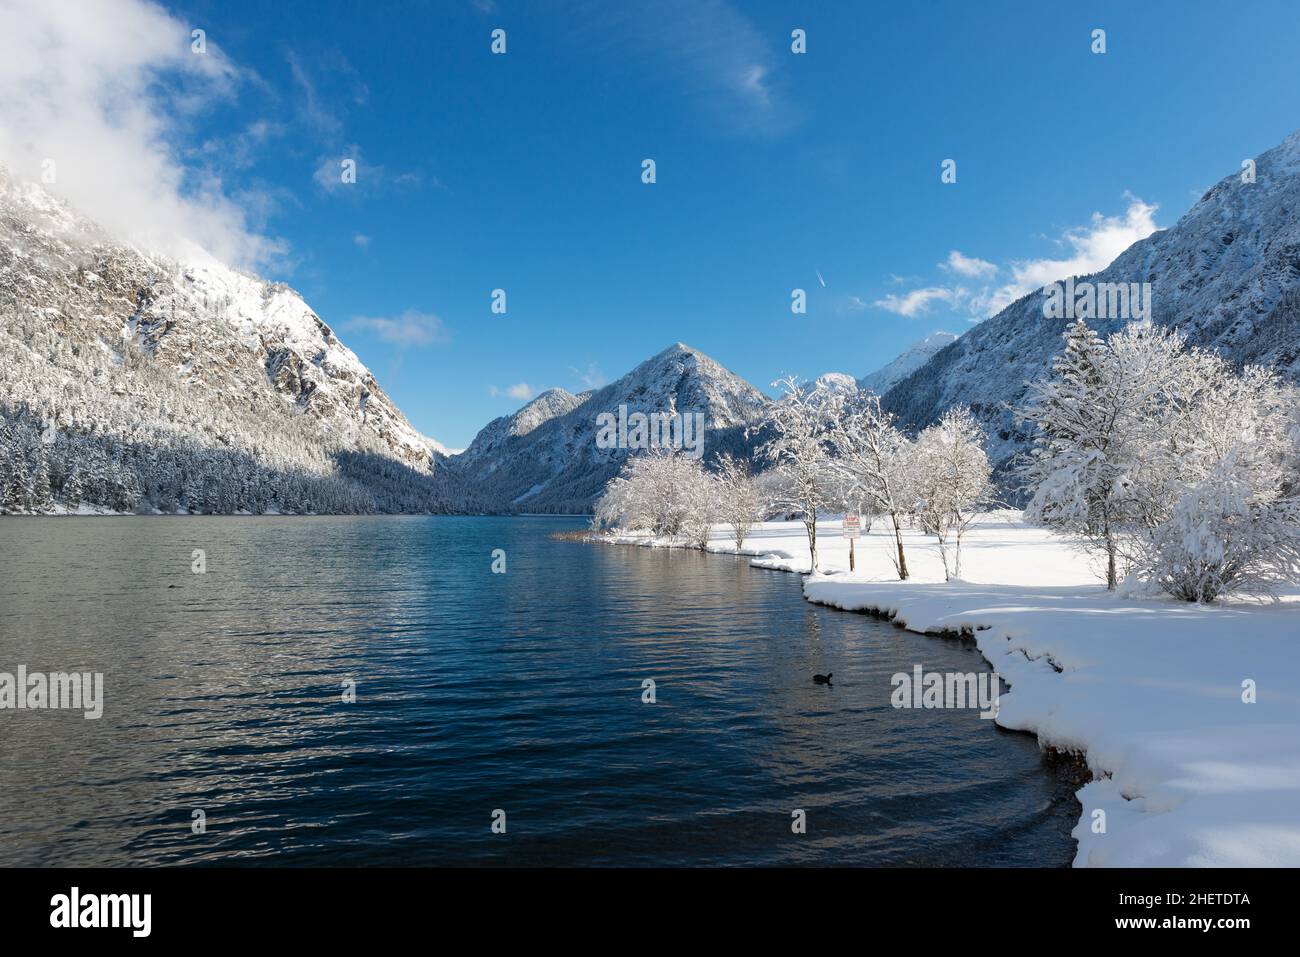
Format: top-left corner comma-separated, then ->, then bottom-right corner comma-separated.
62,466 -> 84,514
1019,318 -> 1144,589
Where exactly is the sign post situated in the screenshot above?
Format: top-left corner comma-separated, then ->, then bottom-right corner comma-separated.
843,512 -> 861,572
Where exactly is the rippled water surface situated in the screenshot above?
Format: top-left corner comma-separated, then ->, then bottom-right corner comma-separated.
0,516 -> 1078,866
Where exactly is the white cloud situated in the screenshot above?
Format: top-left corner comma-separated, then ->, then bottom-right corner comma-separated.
869,195 -> 1162,322
345,310 -> 450,347
489,382 -> 535,401
941,250 -> 997,279
353,233 -> 370,248
737,65 -> 772,109
0,0 -> 284,269
874,286 -> 968,317
978,196 -> 1160,316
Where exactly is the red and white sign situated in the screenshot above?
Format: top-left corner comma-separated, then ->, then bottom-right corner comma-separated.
842,513 -> 861,538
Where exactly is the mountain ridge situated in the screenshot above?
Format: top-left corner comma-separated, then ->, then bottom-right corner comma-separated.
449,342 -> 771,512
859,331 -> 959,395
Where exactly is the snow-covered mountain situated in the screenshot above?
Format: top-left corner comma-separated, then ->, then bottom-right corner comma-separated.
459,387 -> 590,465
453,343 -> 770,512
13,125 -> 1300,514
0,168 -> 473,514
882,128 -> 1300,481
858,331 -> 958,395
807,372 -> 859,395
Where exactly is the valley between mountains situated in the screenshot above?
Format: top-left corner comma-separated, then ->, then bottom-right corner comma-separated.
6,127 -> 1300,515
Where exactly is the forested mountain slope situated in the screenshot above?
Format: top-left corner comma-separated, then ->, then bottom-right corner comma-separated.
0,169 -> 478,513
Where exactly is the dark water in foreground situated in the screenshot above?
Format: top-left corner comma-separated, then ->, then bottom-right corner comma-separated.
0,516 -> 1078,866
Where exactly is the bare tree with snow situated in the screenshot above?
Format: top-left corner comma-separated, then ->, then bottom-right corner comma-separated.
1138,361 -> 1300,601
592,449 -> 716,545
753,377 -> 837,571
679,459 -> 720,549
712,452 -> 768,550
912,407 -> 993,581
827,389 -> 916,580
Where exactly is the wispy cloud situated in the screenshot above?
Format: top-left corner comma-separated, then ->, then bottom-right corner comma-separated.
313,145 -> 423,195
287,51 -> 423,198
314,152 -> 356,192
194,119 -> 283,173
287,51 -> 343,138
570,362 -> 606,390
577,0 -> 794,135
286,49 -> 368,137
345,310 -> 450,347
353,233 -> 371,248
0,0 -> 284,268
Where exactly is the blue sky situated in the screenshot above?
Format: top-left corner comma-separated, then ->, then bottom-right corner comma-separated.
8,0 -> 1300,448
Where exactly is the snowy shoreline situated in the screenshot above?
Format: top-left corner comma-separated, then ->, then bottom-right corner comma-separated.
597,512 -> 1300,867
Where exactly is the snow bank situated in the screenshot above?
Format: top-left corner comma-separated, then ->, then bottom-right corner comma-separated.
602,512 -> 1300,867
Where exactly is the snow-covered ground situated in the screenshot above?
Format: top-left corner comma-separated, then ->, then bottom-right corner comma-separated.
604,512 -> 1300,867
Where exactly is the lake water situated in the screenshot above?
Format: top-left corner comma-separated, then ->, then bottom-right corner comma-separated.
0,516 -> 1079,866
